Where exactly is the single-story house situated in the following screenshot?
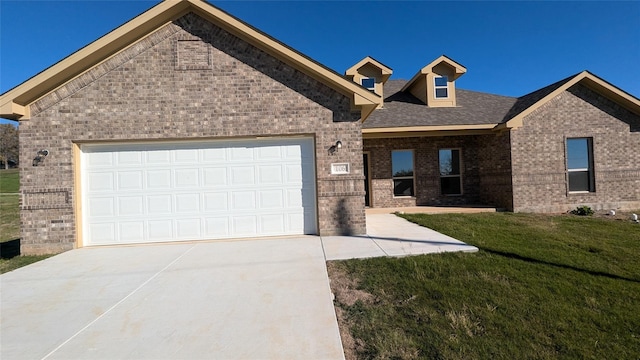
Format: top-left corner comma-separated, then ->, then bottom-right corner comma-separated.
1,0 -> 638,254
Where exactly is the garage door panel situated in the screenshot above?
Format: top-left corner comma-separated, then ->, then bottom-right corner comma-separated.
260,214 -> 285,233
205,217 -> 230,237
119,222 -> 144,243
89,223 -> 116,244
147,170 -> 171,189
118,196 -> 144,216
175,168 -> 200,188
202,147 -> 227,163
286,189 -> 303,207
148,220 -> 173,240
175,194 -> 200,213
230,147 -> 254,161
232,216 -> 257,235
82,138 -> 316,246
288,213 -> 304,232
203,192 -> 228,212
231,167 -> 255,185
285,164 -> 303,182
87,152 -> 114,167
88,198 -> 115,217
258,165 -> 283,184
117,171 -> 144,191
174,148 -> 199,163
88,172 -> 115,192
259,190 -> 284,209
146,149 -> 171,164
257,145 -> 283,160
203,168 -> 227,186
116,151 -> 142,165
147,195 -> 172,214
284,144 -> 302,159
231,191 -> 256,210
176,219 -> 201,238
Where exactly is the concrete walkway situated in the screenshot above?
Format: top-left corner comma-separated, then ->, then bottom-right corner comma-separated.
1,214 -> 477,360
321,214 -> 478,260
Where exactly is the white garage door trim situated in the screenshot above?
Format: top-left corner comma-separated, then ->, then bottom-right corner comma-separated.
80,137 -> 317,246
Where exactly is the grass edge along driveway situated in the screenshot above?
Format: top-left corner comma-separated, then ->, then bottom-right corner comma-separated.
329,212 -> 640,360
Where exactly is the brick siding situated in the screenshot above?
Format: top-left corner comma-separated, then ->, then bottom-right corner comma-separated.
19,13 -> 365,254
510,84 -> 640,212
363,133 -> 512,209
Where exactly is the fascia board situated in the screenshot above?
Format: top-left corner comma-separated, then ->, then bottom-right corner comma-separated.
362,124 -> 497,133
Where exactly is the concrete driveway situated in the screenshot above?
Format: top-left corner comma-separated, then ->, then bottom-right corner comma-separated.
1,237 -> 343,360
1,213 -> 477,359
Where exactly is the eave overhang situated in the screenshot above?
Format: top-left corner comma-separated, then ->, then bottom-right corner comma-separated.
0,0 -> 379,121
362,124 -> 497,138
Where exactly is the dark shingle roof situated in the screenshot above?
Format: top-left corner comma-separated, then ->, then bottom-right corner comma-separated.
363,80 -> 519,128
500,73 -> 578,123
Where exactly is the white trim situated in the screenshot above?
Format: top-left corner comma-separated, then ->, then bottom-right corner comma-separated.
434,75 -> 449,99
361,77 -> 375,91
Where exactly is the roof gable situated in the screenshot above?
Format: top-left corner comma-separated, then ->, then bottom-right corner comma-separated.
345,56 -> 393,83
497,71 -> 640,130
0,0 -> 379,120
400,55 -> 467,93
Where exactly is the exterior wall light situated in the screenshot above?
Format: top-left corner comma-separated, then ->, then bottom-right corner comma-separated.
32,149 -> 49,166
328,140 -> 342,155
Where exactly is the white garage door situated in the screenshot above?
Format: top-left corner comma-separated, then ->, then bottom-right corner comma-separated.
81,138 -> 317,246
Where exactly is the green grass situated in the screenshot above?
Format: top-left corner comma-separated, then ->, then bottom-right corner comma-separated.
0,169 -> 20,243
0,255 -> 54,274
0,195 -> 20,243
331,213 -> 640,359
0,168 -> 19,193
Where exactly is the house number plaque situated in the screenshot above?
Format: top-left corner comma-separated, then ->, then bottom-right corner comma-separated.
331,163 -> 350,175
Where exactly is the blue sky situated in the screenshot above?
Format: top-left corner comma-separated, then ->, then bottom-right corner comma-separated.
1,1 -> 639,125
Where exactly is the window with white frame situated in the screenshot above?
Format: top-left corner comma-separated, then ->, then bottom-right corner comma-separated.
392,150 -> 414,196
361,77 -> 375,91
439,149 -> 462,195
566,138 -> 595,192
434,75 -> 448,98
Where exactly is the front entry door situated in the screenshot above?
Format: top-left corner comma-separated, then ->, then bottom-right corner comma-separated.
363,153 -> 371,207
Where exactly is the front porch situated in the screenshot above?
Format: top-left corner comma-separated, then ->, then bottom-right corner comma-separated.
365,205 -> 499,215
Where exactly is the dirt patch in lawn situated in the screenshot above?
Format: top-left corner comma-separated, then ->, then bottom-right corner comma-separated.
591,209 -> 639,222
327,261 -> 374,360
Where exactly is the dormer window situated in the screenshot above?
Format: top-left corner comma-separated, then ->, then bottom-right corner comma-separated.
361,77 -> 375,91
434,76 -> 448,98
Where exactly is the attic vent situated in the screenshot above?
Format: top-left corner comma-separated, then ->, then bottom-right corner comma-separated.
176,40 -> 211,70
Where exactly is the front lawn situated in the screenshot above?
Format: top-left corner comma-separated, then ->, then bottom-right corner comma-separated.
0,195 -> 20,243
0,168 -> 19,193
329,213 -> 640,359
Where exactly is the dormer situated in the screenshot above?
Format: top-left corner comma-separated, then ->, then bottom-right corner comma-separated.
401,55 -> 466,107
346,56 -> 392,109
